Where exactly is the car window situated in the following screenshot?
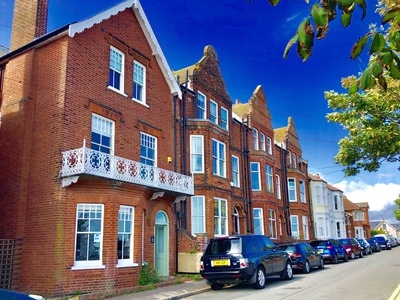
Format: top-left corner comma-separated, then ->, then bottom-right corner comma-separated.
261,235 -> 276,250
284,245 -> 296,253
305,245 -> 314,251
340,239 -> 350,245
331,240 -> 339,246
205,238 -> 241,255
311,241 -> 327,246
244,237 -> 260,253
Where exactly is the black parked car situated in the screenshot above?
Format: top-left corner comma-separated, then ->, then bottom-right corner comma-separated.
374,236 -> 392,250
357,238 -> 372,255
200,235 -> 293,290
278,242 -> 324,273
310,239 -> 348,264
367,238 -> 381,252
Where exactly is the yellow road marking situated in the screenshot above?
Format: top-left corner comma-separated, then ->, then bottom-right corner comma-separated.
389,284 -> 400,300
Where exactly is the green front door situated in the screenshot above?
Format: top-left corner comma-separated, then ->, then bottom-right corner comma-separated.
154,211 -> 169,276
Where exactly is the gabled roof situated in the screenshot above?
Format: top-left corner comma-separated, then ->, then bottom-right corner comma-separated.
274,117 -> 301,151
343,195 -> 361,211
69,0 -> 181,98
1,0 -> 181,98
369,221 -> 381,229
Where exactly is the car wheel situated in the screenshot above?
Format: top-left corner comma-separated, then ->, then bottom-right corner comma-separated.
280,261 -> 293,280
369,248 -> 373,255
350,252 -> 355,259
253,266 -> 266,289
302,260 -> 310,274
332,254 -> 339,264
318,257 -> 325,269
210,283 -> 224,290
359,250 -> 364,258
343,253 -> 348,262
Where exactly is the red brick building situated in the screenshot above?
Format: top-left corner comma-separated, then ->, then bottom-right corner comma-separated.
0,0 -> 193,297
0,0 -> 314,297
275,118 -> 312,241
343,197 -> 371,239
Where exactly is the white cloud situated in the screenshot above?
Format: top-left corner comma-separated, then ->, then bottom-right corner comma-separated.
334,180 -> 400,211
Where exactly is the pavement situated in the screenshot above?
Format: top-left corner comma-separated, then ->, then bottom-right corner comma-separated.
108,279 -> 210,300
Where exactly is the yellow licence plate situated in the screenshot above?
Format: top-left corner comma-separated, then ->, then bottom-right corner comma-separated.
317,249 -> 323,253
212,259 -> 229,267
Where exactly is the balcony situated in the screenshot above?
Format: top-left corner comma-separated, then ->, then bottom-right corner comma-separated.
60,147 -> 194,197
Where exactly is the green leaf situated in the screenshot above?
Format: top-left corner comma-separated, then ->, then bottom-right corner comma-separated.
377,75 -> 387,91
389,64 -> 400,79
355,0 -> 367,20
311,4 -> 328,27
341,12 -> 352,27
360,67 -> 375,90
268,0 -> 280,6
338,0 -> 354,7
379,50 -> 393,65
348,82 -> 359,95
283,34 -> 298,59
350,34 -> 370,59
297,18 -> 314,60
382,8 -> 400,25
369,33 -> 385,54
371,61 -> 382,77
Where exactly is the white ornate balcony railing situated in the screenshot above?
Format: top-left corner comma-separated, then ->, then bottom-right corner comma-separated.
60,147 -> 194,195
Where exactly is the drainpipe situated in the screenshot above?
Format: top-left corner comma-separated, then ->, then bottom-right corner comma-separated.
282,137 -> 291,236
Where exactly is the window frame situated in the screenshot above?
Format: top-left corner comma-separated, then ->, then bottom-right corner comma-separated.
253,208 -> 264,235
140,132 -> 157,167
268,209 -> 277,239
91,113 -> 115,155
214,198 -> 228,236
260,133 -> 266,151
267,137 -> 272,155
191,196 -> 205,236
302,216 -> 309,240
212,139 -> 226,177
250,162 -> 261,191
209,99 -> 218,125
109,46 -> 125,95
117,205 -> 137,267
290,215 -> 299,239
231,155 -> 240,187
220,107 -> 228,130
133,60 -> 146,104
197,91 -> 206,119
253,128 -> 259,150
275,174 -> 281,199
190,135 -> 204,173
73,204 -> 105,270
288,178 -> 297,202
265,164 -> 274,193
299,180 -> 306,203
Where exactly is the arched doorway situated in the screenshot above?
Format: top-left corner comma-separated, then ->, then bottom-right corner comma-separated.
154,211 -> 169,276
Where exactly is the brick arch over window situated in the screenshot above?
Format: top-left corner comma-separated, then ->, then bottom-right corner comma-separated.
232,202 -> 246,235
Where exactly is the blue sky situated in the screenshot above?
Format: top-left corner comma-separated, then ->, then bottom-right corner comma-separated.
1,0 -> 399,220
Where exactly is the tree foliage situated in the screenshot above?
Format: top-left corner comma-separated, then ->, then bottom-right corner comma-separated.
326,75 -> 400,176
394,195 -> 400,221
252,0 -> 400,93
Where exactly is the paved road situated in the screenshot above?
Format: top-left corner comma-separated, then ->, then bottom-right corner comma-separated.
185,246 -> 400,300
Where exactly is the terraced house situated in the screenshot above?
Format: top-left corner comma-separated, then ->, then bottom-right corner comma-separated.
0,0 -> 313,297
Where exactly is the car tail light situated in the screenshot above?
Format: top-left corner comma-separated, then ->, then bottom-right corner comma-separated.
327,246 -> 333,249
290,253 -> 302,258
200,261 -> 204,270
239,258 -> 249,268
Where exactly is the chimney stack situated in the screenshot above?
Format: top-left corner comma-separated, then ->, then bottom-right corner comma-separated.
10,0 -> 49,51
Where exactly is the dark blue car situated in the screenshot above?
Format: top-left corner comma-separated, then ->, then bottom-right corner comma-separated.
310,239 -> 348,264
373,236 -> 392,250
0,289 -> 43,300
367,237 -> 381,252
278,242 -> 324,273
200,234 -> 293,290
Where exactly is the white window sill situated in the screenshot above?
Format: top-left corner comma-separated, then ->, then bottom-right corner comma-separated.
132,98 -> 149,108
71,265 -> 106,270
107,86 -> 128,97
116,263 -> 139,268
